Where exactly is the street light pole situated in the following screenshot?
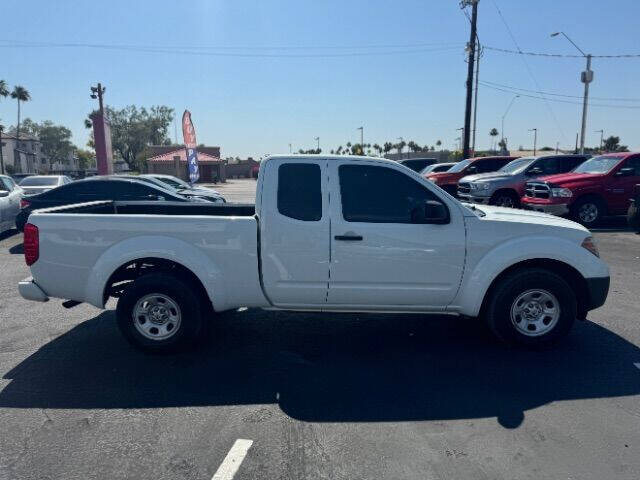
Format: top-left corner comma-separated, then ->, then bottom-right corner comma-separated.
501,94 -> 519,152
0,124 -> 5,175
90,83 -> 106,116
551,32 -> 592,154
314,137 -> 320,152
595,129 -> 604,153
529,128 -> 538,156
357,127 -> 363,155
397,136 -> 404,158
288,143 -> 292,154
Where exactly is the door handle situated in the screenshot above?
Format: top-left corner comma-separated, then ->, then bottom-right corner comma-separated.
334,234 -> 363,241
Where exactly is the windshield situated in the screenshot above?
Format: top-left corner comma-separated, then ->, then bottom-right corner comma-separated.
447,159 -> 472,173
19,176 -> 59,186
156,176 -> 191,189
573,155 -> 622,174
499,157 -> 536,174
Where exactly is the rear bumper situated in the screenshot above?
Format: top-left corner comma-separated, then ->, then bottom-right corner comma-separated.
18,277 -> 49,302
585,276 -> 610,311
522,201 -> 570,216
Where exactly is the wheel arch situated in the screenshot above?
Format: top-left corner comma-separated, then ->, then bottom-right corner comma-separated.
103,257 -> 213,313
572,192 -> 608,215
490,188 -> 520,205
478,259 -> 589,320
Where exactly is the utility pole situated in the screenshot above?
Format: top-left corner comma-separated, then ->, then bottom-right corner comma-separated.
556,142 -> 559,154
314,136 -> 320,152
357,127 -> 363,155
471,42 -> 481,155
595,129 -> 604,152
461,0 -> 478,160
397,136 -> 404,158
288,143 -> 292,154
551,32 -> 591,154
529,128 -> 538,156
575,133 -> 579,153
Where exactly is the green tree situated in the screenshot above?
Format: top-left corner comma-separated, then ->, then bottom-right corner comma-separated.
383,142 -> 393,155
395,140 -> 406,154
21,119 -> 75,171
407,141 -> 421,153
373,143 -> 382,157
76,148 -> 96,170
489,128 -> 499,151
436,139 -> 442,151
85,105 -> 174,170
10,85 -> 31,143
603,135 -> 629,152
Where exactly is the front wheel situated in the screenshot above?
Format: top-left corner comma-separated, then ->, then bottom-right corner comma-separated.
490,191 -> 520,208
486,268 -> 576,348
572,197 -> 604,227
116,273 -> 207,353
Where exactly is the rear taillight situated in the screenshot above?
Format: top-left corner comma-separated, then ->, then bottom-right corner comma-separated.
23,223 -> 39,266
20,199 -> 31,209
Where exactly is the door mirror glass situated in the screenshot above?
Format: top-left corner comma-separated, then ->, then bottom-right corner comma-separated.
615,167 -> 635,177
421,200 -> 450,224
527,167 -> 543,175
467,165 -> 477,174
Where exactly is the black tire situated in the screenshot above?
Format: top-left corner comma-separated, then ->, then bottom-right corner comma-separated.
571,196 -> 604,227
116,273 -> 207,353
486,268 -> 576,348
490,190 -> 520,208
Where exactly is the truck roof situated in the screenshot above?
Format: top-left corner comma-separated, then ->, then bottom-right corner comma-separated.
264,154 -> 397,164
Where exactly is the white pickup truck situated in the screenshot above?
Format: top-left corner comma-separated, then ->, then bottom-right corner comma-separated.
19,155 -> 610,352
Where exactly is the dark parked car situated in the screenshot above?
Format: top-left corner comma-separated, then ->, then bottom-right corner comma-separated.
16,177 -> 195,231
420,162 -> 455,175
399,158 -> 438,172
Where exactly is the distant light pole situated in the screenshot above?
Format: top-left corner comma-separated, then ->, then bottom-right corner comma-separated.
551,32 -> 592,154
595,129 -> 604,152
0,124 -> 5,174
529,128 -> 538,155
357,127 -> 363,155
288,143 -> 292,154
501,94 -> 519,151
90,82 -> 106,115
314,136 -> 320,152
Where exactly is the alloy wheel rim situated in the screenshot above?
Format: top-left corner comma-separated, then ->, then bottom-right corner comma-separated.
510,289 -> 560,337
578,203 -> 598,223
133,293 -> 182,341
497,196 -> 514,208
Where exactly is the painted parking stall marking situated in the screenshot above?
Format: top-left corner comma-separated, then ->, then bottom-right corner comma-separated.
211,439 -> 253,480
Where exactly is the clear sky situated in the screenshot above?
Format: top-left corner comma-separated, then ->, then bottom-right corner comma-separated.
1,0 -> 639,158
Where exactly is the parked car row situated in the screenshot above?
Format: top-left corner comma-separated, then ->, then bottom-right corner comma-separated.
419,152 -> 640,228
0,173 -> 226,233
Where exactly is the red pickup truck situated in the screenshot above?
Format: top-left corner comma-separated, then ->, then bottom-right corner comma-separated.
521,152 -> 640,227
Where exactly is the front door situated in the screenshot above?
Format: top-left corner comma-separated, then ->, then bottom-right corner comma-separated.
327,161 -> 466,309
259,159 -> 330,307
607,156 -> 640,214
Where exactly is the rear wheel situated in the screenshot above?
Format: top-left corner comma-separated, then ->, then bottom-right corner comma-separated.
116,273 -> 207,353
486,268 -> 576,348
490,191 -> 520,208
572,196 -> 604,227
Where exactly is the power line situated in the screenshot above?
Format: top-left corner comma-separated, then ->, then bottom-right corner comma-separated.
481,80 -> 640,102
479,81 -> 640,109
0,39 -> 464,57
483,45 -> 640,59
490,0 -> 567,142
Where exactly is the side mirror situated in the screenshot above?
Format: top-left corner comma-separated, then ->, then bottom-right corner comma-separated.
422,200 -> 450,224
467,166 -> 478,174
615,167 -> 635,177
527,167 -> 543,175
0,191 -> 8,198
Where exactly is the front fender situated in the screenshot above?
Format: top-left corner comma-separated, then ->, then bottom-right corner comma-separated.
454,235 -> 610,317
84,235 -> 224,309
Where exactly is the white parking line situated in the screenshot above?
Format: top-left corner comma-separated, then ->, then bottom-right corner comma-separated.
211,439 -> 253,480
634,362 -> 640,370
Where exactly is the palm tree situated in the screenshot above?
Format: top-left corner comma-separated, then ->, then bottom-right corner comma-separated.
383,142 -> 393,155
436,139 -> 442,151
373,143 -> 381,157
11,85 -> 31,144
0,80 -> 8,100
489,128 -> 499,151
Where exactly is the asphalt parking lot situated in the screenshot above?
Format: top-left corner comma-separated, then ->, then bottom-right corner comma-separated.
1,178 -> 639,479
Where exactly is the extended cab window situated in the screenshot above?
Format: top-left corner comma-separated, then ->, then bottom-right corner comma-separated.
277,163 -> 322,221
339,164 -> 440,223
